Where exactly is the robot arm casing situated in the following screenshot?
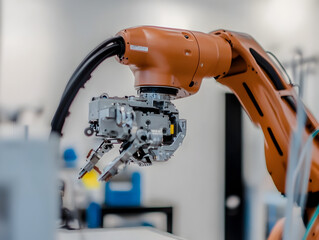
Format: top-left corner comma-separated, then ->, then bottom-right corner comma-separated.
116,26 -> 232,97
117,26 -> 319,197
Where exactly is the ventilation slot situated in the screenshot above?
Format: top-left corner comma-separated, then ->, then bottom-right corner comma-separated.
281,96 -> 317,134
267,127 -> 283,156
243,82 -> 263,117
282,96 -> 296,112
250,48 -> 285,90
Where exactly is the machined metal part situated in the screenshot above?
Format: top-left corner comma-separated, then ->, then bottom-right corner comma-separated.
79,92 -> 187,181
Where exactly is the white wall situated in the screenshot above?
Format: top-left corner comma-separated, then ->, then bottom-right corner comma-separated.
1,0 -> 319,239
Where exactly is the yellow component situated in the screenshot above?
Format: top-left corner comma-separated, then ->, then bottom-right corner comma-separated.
82,170 -> 100,189
170,124 -> 174,135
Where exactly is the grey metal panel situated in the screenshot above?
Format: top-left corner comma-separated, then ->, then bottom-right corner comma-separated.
0,139 -> 58,240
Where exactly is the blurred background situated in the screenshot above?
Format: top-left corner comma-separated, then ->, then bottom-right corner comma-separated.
0,0 -> 319,240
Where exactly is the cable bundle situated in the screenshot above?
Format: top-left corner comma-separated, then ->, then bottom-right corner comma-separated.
51,36 -> 125,135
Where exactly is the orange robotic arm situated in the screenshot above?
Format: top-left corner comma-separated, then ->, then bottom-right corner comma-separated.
51,25 -> 319,239
116,26 -> 319,239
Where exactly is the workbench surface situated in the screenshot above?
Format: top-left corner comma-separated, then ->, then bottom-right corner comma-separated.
57,227 -> 185,240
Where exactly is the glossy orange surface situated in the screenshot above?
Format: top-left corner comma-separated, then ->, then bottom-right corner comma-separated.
117,26 -> 319,238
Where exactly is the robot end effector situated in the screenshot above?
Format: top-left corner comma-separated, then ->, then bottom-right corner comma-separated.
78,93 -> 186,181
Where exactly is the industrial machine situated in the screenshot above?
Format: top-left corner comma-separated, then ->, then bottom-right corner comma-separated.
51,26 -> 319,239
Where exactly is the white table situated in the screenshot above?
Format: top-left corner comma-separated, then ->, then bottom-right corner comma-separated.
57,227 -> 185,240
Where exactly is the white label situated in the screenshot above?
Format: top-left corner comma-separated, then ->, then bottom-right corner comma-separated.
130,45 -> 148,52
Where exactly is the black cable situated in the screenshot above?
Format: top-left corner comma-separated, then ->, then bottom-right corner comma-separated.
62,36 -> 124,98
51,37 -> 124,135
51,43 -> 120,134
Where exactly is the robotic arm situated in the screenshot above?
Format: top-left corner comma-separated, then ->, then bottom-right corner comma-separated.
52,26 -> 319,239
